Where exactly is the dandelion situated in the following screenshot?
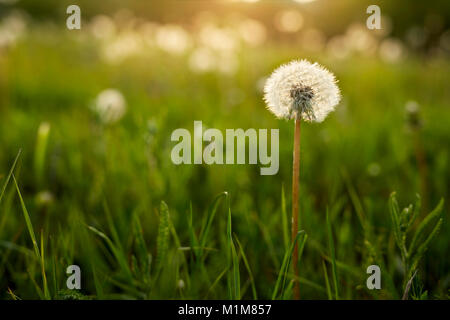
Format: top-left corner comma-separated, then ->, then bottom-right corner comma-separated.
263,60 -> 340,299
405,101 -> 428,213
275,10 -> 304,33
177,279 -> 185,290
93,89 -> 127,124
89,15 -> 116,40
405,100 -> 421,130
367,162 -> 381,177
264,60 -> 340,122
102,32 -> 143,63
35,190 -> 54,207
0,11 -> 27,49
189,47 -> 216,73
199,25 -> 237,52
379,38 -> 404,63
155,24 -> 191,55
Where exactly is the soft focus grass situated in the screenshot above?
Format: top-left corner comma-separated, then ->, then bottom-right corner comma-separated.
0,27 -> 449,300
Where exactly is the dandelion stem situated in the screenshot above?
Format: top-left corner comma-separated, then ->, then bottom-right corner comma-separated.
413,131 -> 428,214
292,118 -> 301,300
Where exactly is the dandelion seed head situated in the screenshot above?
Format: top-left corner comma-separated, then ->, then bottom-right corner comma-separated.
177,279 -> 185,289
405,100 -> 421,129
155,24 -> 191,55
367,162 -> 381,177
263,60 -> 341,122
93,88 -> 126,124
35,190 -> 54,207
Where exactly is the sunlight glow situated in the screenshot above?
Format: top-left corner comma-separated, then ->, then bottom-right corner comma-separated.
293,0 -> 317,3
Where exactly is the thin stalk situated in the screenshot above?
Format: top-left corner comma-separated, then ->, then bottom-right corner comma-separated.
292,118 -> 301,299
413,131 -> 428,214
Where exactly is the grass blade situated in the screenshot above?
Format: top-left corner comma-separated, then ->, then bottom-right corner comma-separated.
155,201 -> 170,274
199,192 -> 228,254
389,192 -> 407,261
234,235 -> 257,300
132,214 -> 150,282
322,260 -> 332,300
13,175 -> 40,259
205,267 -> 228,299
272,230 -> 305,300
187,202 -> 200,259
92,266 -> 104,299
227,208 -> 240,300
0,149 -> 21,204
87,225 -> 132,279
408,217 -> 443,281
40,231 -> 50,299
408,198 -> 444,255
326,207 -> 339,300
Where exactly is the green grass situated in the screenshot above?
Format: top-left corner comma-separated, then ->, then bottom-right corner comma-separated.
0,21 -> 449,300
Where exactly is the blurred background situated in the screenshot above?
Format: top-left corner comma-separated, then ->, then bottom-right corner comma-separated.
0,0 -> 449,299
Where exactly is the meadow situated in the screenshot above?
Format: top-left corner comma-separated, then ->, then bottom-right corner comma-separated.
0,6 -> 449,300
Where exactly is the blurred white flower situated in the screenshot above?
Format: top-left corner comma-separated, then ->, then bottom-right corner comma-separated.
367,162 -> 381,177
405,100 -> 420,114
379,38 -> 404,63
264,60 -> 341,122
238,19 -> 266,46
155,24 -> 191,55
275,10 -> 303,33
405,100 -> 421,129
189,47 -> 216,72
0,11 -> 27,49
93,89 -> 127,124
35,191 -> 54,207
177,279 -> 185,289
89,15 -> 116,40
102,31 -> 143,63
345,23 -> 377,54
199,25 -> 237,52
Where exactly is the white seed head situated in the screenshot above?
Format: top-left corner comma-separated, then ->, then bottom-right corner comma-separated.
177,279 -> 185,289
263,60 -> 341,122
93,88 -> 126,124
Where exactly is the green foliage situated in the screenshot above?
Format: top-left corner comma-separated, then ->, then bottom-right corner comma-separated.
272,230 -> 307,300
326,208 -> 339,300
389,192 -> 444,299
227,208 -> 240,300
0,18 -> 449,300
155,201 -> 170,275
